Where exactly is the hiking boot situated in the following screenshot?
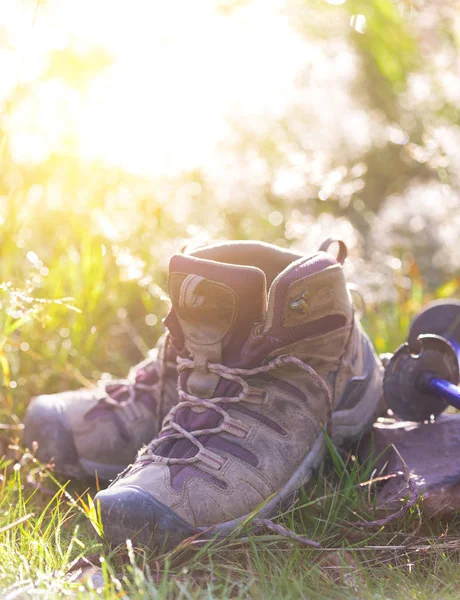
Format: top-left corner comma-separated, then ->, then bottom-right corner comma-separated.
24,332 -> 178,480
95,239 -> 383,549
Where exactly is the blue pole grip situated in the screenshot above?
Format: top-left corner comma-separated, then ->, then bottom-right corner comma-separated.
419,337 -> 460,410
423,377 -> 460,410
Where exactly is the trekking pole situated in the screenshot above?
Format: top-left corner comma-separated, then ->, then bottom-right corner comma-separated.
384,301 -> 460,421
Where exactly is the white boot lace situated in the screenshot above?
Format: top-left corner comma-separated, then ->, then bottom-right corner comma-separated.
146,354 -> 331,469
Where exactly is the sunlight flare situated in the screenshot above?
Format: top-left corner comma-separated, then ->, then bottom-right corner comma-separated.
3,0 -> 310,176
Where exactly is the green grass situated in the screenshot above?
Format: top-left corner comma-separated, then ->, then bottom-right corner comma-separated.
0,184 -> 460,598
3,427 -> 460,599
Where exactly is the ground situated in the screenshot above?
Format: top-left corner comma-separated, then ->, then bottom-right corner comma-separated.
4,418 -> 460,599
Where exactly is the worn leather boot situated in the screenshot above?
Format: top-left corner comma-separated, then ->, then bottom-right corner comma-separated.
95,240 -> 383,548
24,333 -> 178,480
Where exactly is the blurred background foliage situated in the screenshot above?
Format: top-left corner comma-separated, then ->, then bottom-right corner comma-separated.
0,0 -> 459,421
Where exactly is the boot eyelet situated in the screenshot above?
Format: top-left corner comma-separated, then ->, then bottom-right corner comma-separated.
252,323 -> 264,338
289,291 -> 310,313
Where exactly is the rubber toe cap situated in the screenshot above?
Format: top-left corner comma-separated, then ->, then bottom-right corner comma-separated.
95,485 -> 195,551
24,395 -> 82,477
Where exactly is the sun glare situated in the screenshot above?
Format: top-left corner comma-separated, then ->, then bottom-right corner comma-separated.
2,0 -> 309,177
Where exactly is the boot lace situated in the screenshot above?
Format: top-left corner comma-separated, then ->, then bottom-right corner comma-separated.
98,356 -> 160,408
144,354 -> 332,470
113,353 -> 331,549
93,334 -> 177,422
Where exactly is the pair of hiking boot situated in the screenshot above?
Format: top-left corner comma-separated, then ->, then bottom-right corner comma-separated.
24,239 -> 383,550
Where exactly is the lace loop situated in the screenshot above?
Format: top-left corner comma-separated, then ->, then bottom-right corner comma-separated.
147,354 -> 332,469
98,376 -> 158,410
96,345 -> 167,412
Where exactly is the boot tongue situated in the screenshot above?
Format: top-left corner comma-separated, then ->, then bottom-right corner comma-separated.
167,254 -> 266,397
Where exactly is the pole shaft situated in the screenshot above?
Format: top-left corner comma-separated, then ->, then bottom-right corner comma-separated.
424,377 -> 460,410
415,336 -> 460,412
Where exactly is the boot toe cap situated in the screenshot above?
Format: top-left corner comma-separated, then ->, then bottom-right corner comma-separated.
24,394 -> 83,478
95,485 -> 195,551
